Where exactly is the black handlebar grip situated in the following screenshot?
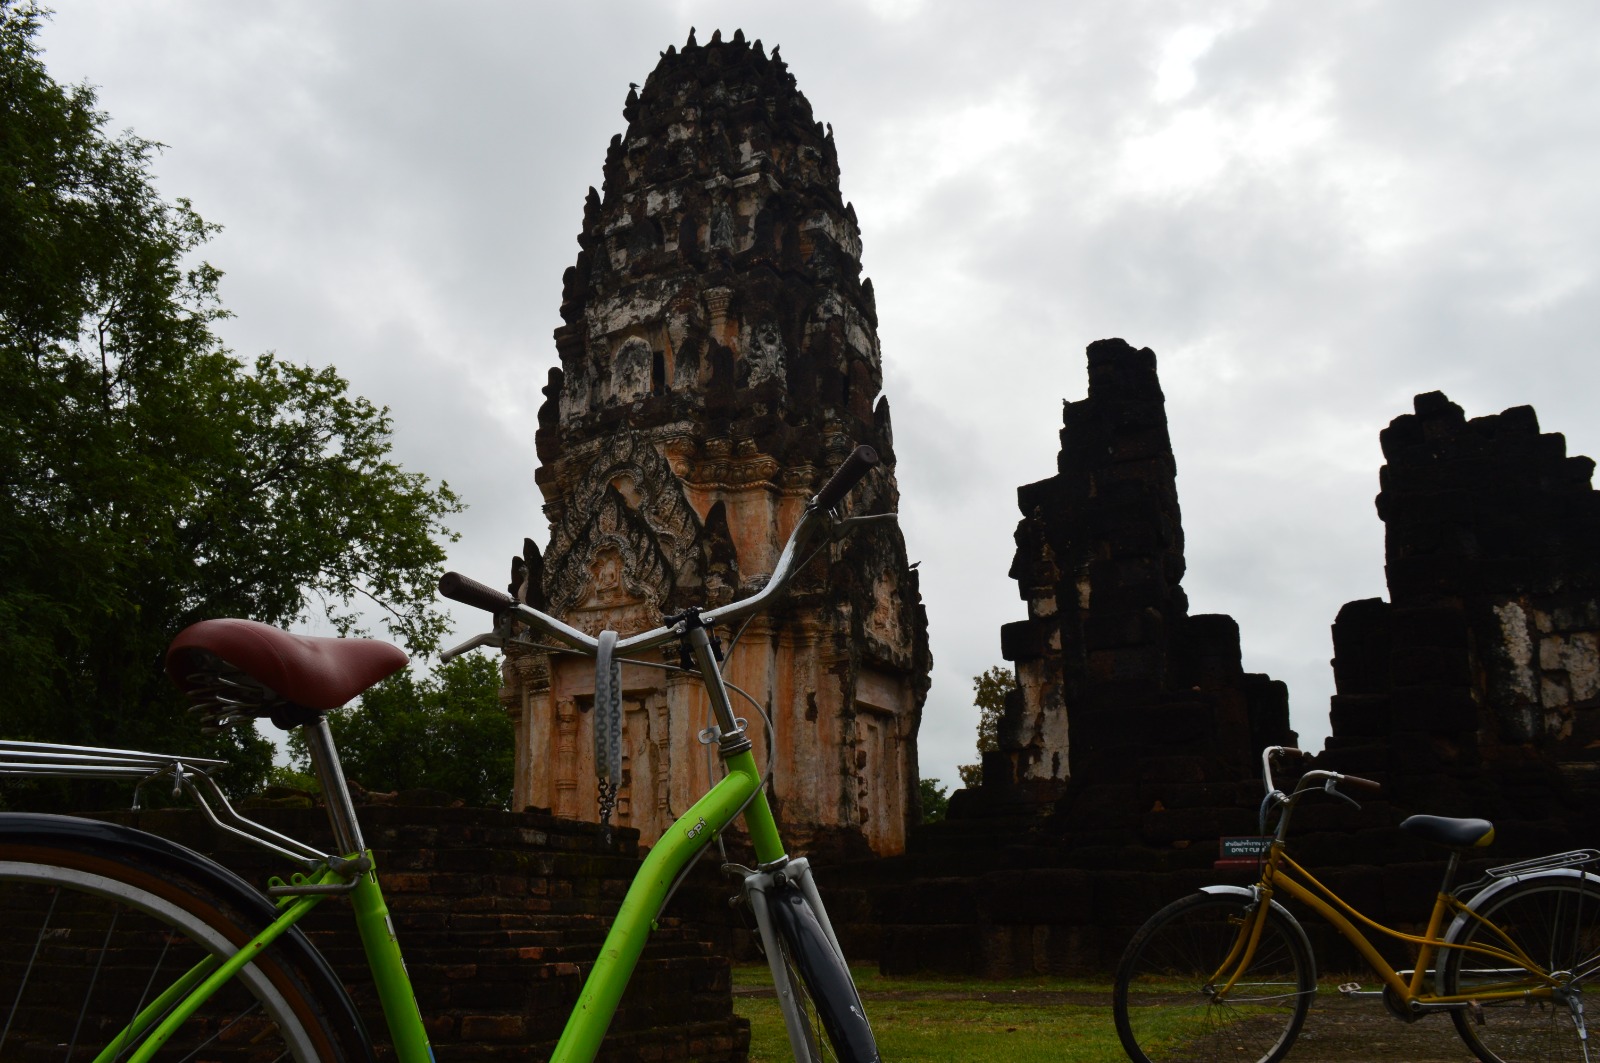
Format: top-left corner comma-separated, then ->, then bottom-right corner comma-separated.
1343,774 -> 1382,792
439,571 -> 518,614
811,445 -> 880,511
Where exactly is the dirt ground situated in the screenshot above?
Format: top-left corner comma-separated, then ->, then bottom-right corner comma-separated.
1290,993 -> 1477,1062
842,987 -> 1482,1061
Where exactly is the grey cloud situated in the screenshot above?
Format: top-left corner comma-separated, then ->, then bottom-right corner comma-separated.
33,0 -> 1600,788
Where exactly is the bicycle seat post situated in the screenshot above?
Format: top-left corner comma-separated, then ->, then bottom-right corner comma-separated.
301,716 -> 367,860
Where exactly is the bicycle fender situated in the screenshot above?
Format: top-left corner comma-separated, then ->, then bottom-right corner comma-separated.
1199,883 -> 1318,978
766,883 -> 879,1063
0,812 -> 374,1060
1445,867 -> 1600,944
1199,882 -> 1294,915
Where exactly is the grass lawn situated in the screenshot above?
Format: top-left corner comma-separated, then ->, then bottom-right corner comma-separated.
733,964 -> 1123,1063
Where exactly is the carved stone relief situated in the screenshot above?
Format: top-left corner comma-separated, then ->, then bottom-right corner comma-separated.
747,322 -> 786,387
611,337 -> 653,405
543,433 -> 704,623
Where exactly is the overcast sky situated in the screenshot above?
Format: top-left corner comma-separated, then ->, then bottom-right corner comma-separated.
35,1 -> 1600,792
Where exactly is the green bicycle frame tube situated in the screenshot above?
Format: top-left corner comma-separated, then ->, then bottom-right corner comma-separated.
550,747 -> 775,1063
91,954 -> 221,1063
350,855 -> 435,1062
103,856 -> 434,1063
121,873 -> 338,1063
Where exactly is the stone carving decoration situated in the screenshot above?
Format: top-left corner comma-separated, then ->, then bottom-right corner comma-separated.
746,321 -> 786,386
611,337 -> 653,405
542,432 -> 704,625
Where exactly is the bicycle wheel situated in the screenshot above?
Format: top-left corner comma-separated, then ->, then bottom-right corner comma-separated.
1441,874 -> 1600,1063
0,819 -> 367,1061
764,884 -> 878,1063
1114,890 -> 1315,1063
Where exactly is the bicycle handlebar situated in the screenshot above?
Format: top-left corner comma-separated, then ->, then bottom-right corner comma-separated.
1260,746 -> 1381,796
1257,745 -> 1380,835
438,572 -> 517,614
810,445 -> 878,512
437,446 -> 890,663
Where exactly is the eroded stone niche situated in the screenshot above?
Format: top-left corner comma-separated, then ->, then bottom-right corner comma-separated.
501,29 -> 931,856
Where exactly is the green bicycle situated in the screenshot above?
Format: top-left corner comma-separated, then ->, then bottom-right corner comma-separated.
0,447 -> 886,1062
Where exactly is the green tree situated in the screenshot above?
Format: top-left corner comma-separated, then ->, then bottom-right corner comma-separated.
0,2 -> 461,798
956,665 -> 1014,789
298,653 -> 513,808
918,777 -> 949,824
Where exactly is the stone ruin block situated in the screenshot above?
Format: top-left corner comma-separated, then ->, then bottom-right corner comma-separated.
1317,390 -> 1599,857
956,338 -> 1293,847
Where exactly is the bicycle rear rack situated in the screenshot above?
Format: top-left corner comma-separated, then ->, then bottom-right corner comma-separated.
1454,847 -> 1600,901
0,739 -> 330,868
1486,849 -> 1600,879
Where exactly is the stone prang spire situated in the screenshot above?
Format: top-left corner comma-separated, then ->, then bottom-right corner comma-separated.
503,31 -> 931,856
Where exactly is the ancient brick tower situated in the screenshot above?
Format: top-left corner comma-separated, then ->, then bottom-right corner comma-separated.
500,30 -> 930,856
959,339 -> 1292,837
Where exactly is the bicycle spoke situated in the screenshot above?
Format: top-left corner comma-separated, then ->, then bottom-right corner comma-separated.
67,901 -> 120,1057
0,882 -> 58,1055
1,849 -> 349,1061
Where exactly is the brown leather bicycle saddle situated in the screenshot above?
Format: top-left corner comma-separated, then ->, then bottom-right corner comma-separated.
166,619 -> 408,727
1399,814 -> 1496,849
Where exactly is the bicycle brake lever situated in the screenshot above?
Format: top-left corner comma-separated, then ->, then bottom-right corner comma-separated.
1324,778 -> 1362,809
440,631 -> 505,662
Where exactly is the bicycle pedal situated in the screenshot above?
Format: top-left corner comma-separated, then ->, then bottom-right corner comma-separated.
1337,982 -> 1362,996
1468,1000 -> 1485,1025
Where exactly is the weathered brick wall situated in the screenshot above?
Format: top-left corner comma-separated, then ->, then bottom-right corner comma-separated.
97,802 -> 747,1062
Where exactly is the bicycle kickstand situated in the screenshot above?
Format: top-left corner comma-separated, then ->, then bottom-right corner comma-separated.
1562,989 -> 1588,1058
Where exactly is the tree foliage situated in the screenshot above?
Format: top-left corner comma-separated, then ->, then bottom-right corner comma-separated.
0,2 -> 461,798
295,653 -> 513,808
956,665 -> 1015,789
918,777 -> 949,824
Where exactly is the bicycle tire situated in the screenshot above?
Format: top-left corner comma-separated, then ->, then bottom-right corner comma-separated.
1440,872 -> 1600,1063
765,884 -> 878,1063
1114,890 -> 1315,1063
0,813 -> 370,1062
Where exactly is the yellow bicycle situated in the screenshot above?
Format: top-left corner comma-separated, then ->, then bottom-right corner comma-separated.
1113,745 -> 1599,1063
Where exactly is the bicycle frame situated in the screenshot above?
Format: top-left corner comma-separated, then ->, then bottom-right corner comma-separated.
10,673 -> 818,1060
1207,751 -> 1578,1017
1227,845 -> 1559,1011
549,745 -> 784,1063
